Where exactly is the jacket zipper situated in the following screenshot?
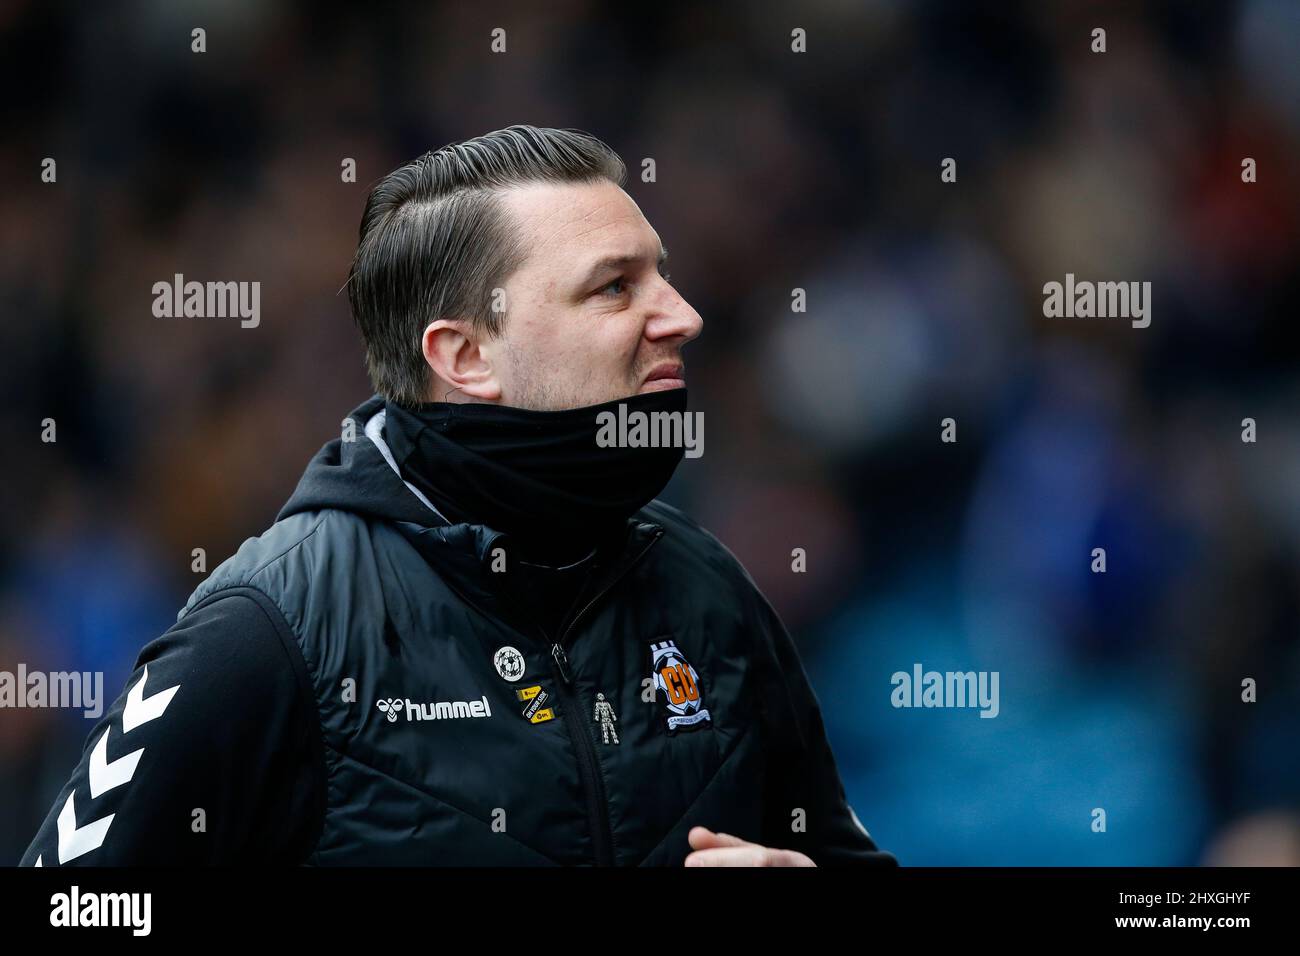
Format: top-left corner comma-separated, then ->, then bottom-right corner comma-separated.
546,527 -> 663,867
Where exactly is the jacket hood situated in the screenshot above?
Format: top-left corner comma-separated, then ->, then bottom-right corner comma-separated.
278,395 -> 448,529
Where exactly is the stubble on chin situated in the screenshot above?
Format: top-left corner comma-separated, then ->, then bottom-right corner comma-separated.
503,354 -> 590,411
503,343 -> 620,411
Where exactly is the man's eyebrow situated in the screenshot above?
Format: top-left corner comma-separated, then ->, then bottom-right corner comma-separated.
575,246 -> 669,287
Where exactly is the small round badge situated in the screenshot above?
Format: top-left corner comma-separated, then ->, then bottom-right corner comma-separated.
493,645 -> 526,682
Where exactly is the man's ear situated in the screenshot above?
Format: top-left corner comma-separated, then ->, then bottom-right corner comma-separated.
421,319 -> 502,402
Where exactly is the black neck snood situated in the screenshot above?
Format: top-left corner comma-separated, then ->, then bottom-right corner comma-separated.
383,388 -> 689,564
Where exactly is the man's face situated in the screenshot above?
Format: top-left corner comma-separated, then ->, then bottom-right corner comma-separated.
482,179 -> 703,410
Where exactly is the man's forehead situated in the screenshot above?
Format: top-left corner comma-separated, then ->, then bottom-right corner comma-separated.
501,180 -> 660,260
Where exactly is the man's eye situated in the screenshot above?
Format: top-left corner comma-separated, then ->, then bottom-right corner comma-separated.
598,277 -> 627,296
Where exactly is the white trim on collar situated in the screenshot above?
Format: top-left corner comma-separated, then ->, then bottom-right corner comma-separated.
363,408 -> 449,524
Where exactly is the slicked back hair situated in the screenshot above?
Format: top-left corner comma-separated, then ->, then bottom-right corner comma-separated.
346,125 -> 627,408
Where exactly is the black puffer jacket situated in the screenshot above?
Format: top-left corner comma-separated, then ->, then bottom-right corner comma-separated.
21,395 -> 895,867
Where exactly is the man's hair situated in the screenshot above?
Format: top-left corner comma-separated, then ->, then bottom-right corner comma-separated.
346,125 -> 627,407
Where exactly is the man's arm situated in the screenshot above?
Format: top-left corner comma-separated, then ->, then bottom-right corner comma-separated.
750,588 -> 898,867
19,587 -> 323,866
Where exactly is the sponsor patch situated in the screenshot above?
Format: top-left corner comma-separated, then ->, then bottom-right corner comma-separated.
516,684 -> 554,724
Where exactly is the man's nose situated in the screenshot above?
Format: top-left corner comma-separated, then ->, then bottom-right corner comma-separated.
644,284 -> 704,344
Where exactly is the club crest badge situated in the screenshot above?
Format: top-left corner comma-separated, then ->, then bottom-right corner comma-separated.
494,645 -> 526,682
649,640 -> 711,732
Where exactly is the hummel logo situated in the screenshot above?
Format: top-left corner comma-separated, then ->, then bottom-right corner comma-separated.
376,695 -> 493,722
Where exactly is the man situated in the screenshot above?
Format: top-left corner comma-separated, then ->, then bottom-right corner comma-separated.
21,126 -> 895,867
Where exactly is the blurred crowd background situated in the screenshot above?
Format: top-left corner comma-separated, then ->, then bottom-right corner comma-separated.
2,0 -> 1298,865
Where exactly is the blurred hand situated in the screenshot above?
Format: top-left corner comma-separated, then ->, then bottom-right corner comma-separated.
684,826 -> 816,867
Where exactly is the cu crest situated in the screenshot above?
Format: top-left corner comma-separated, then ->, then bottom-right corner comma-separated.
649,640 -> 712,732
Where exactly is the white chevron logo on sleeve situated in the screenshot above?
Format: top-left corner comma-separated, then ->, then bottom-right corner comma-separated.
40,665 -> 182,865
121,664 -> 180,733
57,792 -> 115,864
89,728 -> 145,799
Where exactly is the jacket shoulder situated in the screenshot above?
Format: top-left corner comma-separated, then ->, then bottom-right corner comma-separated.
640,499 -> 760,595
179,509 -> 367,622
